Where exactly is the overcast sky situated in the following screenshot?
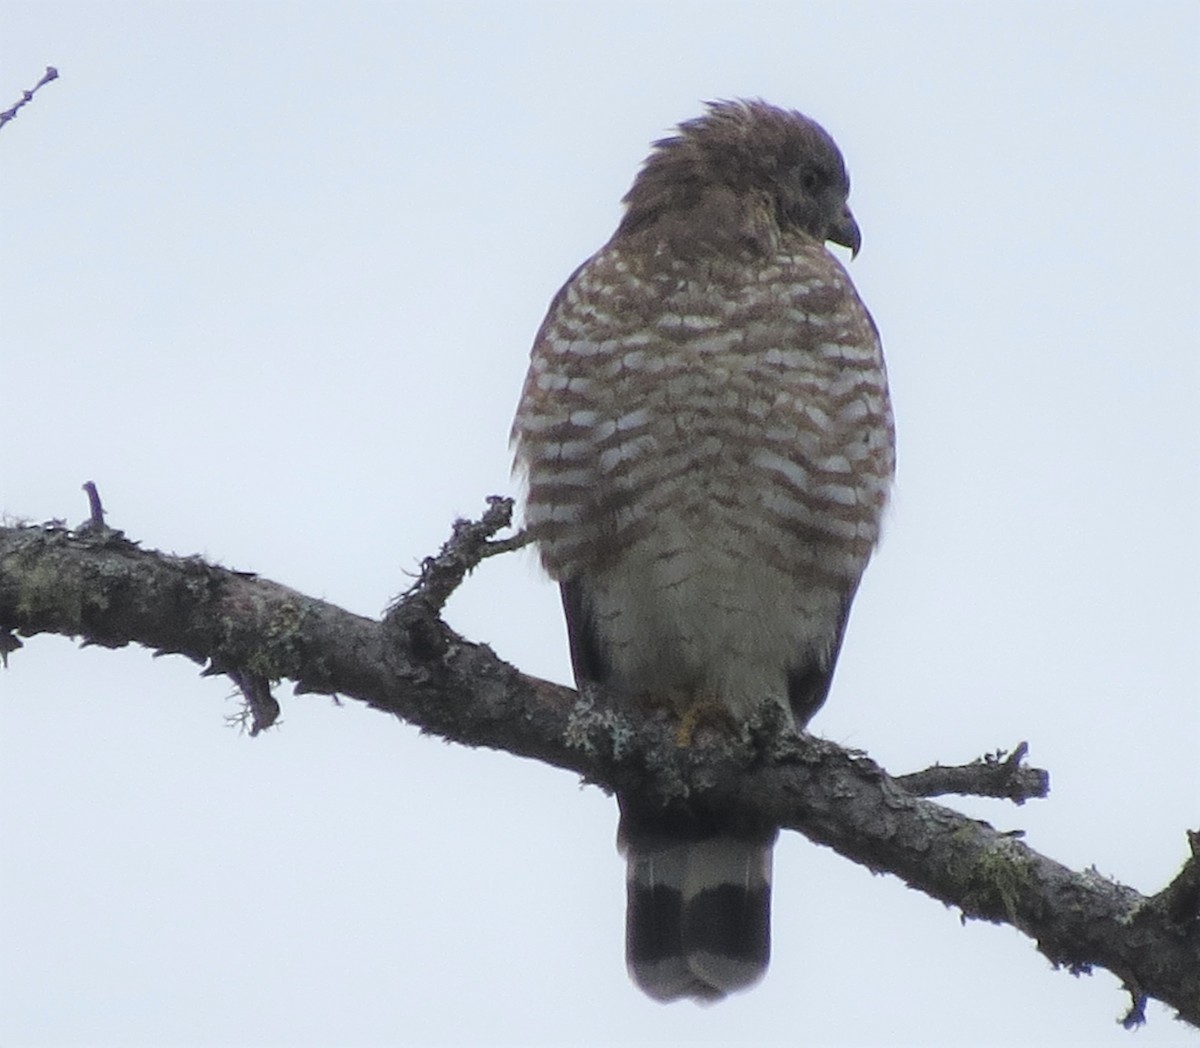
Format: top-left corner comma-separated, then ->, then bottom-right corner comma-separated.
1,3 -> 1198,1046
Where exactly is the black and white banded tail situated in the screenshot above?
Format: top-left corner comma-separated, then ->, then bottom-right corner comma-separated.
619,804 -> 776,1002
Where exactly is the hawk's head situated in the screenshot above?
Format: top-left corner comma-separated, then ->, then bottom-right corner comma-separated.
619,99 -> 861,257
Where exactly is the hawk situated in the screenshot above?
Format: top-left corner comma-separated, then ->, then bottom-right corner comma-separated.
511,99 -> 894,1002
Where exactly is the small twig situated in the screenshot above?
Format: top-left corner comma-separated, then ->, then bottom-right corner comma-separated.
1120,984 -> 1148,1029
478,529 -> 533,558
382,496 -> 524,664
894,742 -> 1050,804
1149,829 -> 1200,927
225,667 -> 281,736
0,626 -> 22,667
386,495 -> 524,621
75,482 -> 131,547
81,481 -> 106,529
0,66 -> 59,132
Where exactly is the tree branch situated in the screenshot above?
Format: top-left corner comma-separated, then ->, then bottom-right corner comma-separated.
0,66 -> 59,132
894,741 -> 1050,804
0,504 -> 1196,1025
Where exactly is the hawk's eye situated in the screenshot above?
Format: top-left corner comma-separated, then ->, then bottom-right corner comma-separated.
797,166 -> 823,195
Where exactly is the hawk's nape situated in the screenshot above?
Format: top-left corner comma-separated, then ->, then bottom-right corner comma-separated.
511,99 -> 894,1002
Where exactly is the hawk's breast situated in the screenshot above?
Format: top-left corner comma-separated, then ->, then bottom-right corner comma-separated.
513,240 -> 893,718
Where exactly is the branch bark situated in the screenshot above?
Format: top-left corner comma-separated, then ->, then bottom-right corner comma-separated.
893,741 -> 1049,804
0,65 -> 59,132
0,506 -> 1196,1026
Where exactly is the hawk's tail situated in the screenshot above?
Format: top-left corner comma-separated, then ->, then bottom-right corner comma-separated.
619,807 -> 775,1003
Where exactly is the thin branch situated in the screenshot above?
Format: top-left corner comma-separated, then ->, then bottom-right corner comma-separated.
0,507 -> 1196,1025
0,66 -> 59,132
386,495 -> 528,621
223,666 -> 281,736
80,481 -> 107,530
382,495 -> 528,665
894,742 -> 1050,804
0,625 -> 21,666
1147,830 -> 1200,929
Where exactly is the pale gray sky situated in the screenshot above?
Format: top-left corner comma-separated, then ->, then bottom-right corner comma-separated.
1,3 -> 1198,1046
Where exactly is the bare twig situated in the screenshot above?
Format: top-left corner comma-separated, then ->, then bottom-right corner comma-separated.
893,742 -> 1050,804
382,496 -> 526,663
0,625 -> 21,666
0,66 -> 59,132
225,667 -> 281,736
1147,829 -> 1200,927
384,495 -> 526,629
81,481 -> 106,529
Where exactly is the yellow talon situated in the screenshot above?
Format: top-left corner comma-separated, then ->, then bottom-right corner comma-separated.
674,697 -> 734,747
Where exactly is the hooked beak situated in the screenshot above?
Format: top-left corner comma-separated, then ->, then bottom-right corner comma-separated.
828,205 -> 861,258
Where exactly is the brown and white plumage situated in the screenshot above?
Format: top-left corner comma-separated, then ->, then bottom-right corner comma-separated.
512,99 -> 894,1002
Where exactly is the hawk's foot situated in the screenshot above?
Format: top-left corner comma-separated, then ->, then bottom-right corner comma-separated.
675,698 -> 737,747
